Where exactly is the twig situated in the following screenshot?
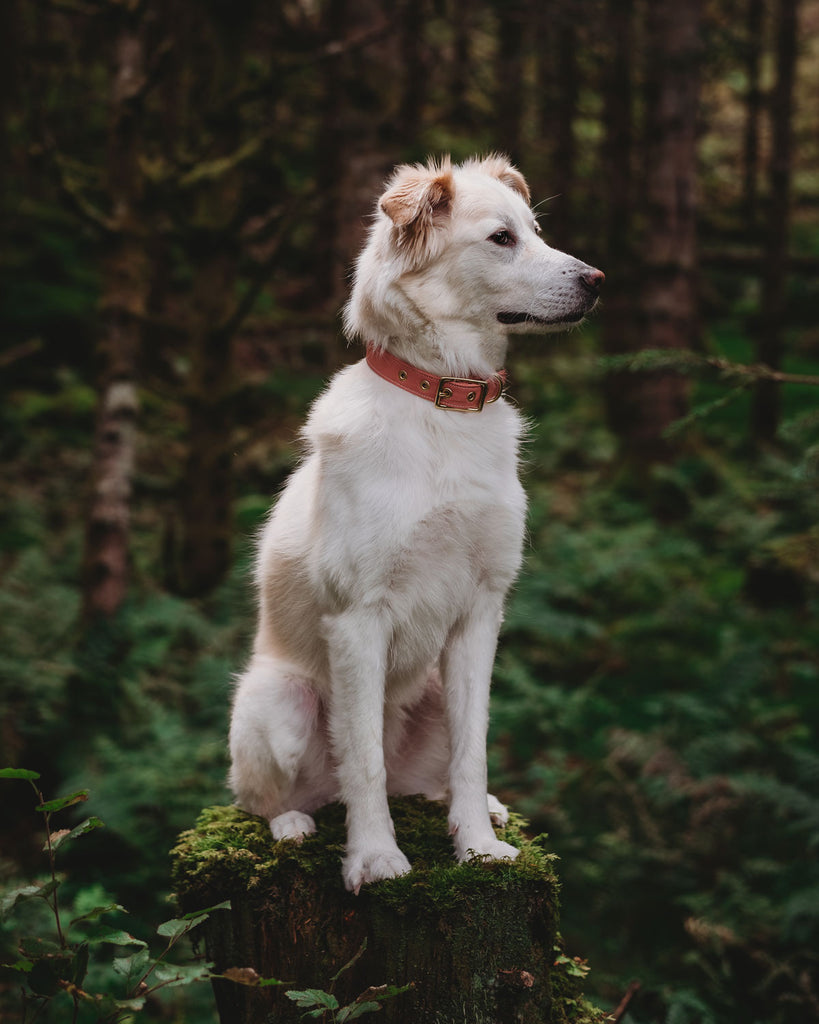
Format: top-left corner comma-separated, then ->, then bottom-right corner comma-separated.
211,202 -> 309,344
609,980 -> 641,1023
41,132 -> 117,234
702,356 -> 819,387
0,338 -> 43,370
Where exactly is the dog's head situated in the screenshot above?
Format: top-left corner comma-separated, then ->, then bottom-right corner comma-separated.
345,155 -> 603,367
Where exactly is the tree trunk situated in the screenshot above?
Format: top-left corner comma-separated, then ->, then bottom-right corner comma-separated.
449,0 -> 473,126
751,0 -> 799,444
494,0 -> 525,166
551,15 -> 578,253
600,0 -> 638,439
742,0 -> 765,225
398,0 -> 427,144
314,0 -> 349,306
608,0 -> 702,463
82,14 -> 148,620
172,798 -> 602,1024
175,251 -> 236,596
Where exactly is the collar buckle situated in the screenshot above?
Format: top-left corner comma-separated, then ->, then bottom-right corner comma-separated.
435,376 -> 490,412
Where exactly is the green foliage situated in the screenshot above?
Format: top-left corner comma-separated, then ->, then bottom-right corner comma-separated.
487,357 -> 819,1023
0,771 -> 229,1023
284,940 -> 412,1023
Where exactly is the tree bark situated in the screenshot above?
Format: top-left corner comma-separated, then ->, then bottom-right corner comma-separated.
172,798 -> 600,1024
750,0 -> 799,444
741,0 -> 765,225
494,0 -> 526,166
174,250 -> 237,596
82,13 -> 148,620
551,14 -> 578,253
449,0 -> 473,126
606,0 -> 702,463
600,0 -> 637,439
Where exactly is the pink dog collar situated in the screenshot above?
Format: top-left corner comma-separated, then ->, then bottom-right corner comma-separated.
365,343 -> 507,413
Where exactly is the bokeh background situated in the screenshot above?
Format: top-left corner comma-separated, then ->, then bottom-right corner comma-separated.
1,1 -> 818,1021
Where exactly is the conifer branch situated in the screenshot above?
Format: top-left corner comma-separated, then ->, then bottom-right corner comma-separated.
600,349 -> 819,387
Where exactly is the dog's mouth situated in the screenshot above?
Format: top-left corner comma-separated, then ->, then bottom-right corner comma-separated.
497,309 -> 588,326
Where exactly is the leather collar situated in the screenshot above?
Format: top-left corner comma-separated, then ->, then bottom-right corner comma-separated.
365,343 -> 506,412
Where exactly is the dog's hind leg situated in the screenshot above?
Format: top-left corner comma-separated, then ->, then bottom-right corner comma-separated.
229,654 -> 331,841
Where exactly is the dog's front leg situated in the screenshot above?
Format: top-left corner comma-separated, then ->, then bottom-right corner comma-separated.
442,590 -> 519,865
324,609 -> 411,893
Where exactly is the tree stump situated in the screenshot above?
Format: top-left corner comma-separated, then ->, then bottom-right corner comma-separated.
171,796 -> 604,1024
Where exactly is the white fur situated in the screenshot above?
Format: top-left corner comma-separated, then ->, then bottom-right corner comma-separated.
229,155 -> 602,893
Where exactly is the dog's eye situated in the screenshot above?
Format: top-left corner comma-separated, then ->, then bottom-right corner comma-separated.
489,229 -> 515,247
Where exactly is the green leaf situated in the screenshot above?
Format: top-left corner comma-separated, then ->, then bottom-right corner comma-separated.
0,767 -> 40,781
35,789 -> 89,814
286,988 -> 340,1010
339,983 -> 412,1019
148,961 -> 213,989
156,917 -> 194,941
92,930 -> 148,948
1,879 -> 60,919
95,994 -> 147,1014
50,816 -> 105,851
338,1002 -> 383,1021
181,898 -> 231,920
70,901 -> 126,926
29,956 -> 65,996
1,957 -> 34,974
112,947 -> 151,980
71,942 -> 90,986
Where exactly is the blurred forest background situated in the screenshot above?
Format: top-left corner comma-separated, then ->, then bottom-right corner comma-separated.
1,0 -> 819,1021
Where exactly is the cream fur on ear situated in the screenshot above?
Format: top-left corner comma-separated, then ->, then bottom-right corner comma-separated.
379,158 -> 454,264
467,154 -> 531,204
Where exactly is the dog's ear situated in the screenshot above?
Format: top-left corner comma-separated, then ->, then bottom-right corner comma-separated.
379,159 -> 453,259
475,154 -> 531,204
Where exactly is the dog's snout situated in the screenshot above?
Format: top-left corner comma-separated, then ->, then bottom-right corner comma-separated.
579,267 -> 605,295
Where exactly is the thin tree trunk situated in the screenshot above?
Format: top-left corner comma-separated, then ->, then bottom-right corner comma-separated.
551,15 -> 577,252
742,0 -> 764,225
621,0 -> 702,463
175,251 -> 236,597
751,0 -> 799,443
494,0 -> 525,166
449,0 -> 472,126
398,0 -> 427,142
83,15 -> 147,620
600,0 -> 637,437
314,0 -> 348,306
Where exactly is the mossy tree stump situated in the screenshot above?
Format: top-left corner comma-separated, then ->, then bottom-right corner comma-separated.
172,796 -> 602,1024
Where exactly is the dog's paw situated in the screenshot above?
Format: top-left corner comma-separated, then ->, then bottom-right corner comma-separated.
487,793 -> 510,827
459,837 -> 520,864
343,845 -> 412,894
270,810 -> 316,842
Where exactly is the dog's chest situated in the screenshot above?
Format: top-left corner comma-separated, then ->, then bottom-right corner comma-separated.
314,401 -> 526,624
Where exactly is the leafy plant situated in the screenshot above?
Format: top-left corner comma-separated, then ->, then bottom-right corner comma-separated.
0,768 -> 228,1023
1,770 -> 412,1024
283,940 -> 411,1022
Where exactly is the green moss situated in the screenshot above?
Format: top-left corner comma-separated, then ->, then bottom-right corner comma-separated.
171,796 -> 560,910
171,797 -> 608,1023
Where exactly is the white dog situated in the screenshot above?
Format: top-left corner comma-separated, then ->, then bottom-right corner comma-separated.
228,155 -> 603,893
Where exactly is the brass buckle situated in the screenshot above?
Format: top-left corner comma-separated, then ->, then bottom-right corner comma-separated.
435,376 -> 489,412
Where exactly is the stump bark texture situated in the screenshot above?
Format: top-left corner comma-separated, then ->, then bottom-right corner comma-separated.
171,797 -> 600,1024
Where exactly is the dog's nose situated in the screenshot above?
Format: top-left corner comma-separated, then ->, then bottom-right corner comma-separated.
579,268 -> 605,295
